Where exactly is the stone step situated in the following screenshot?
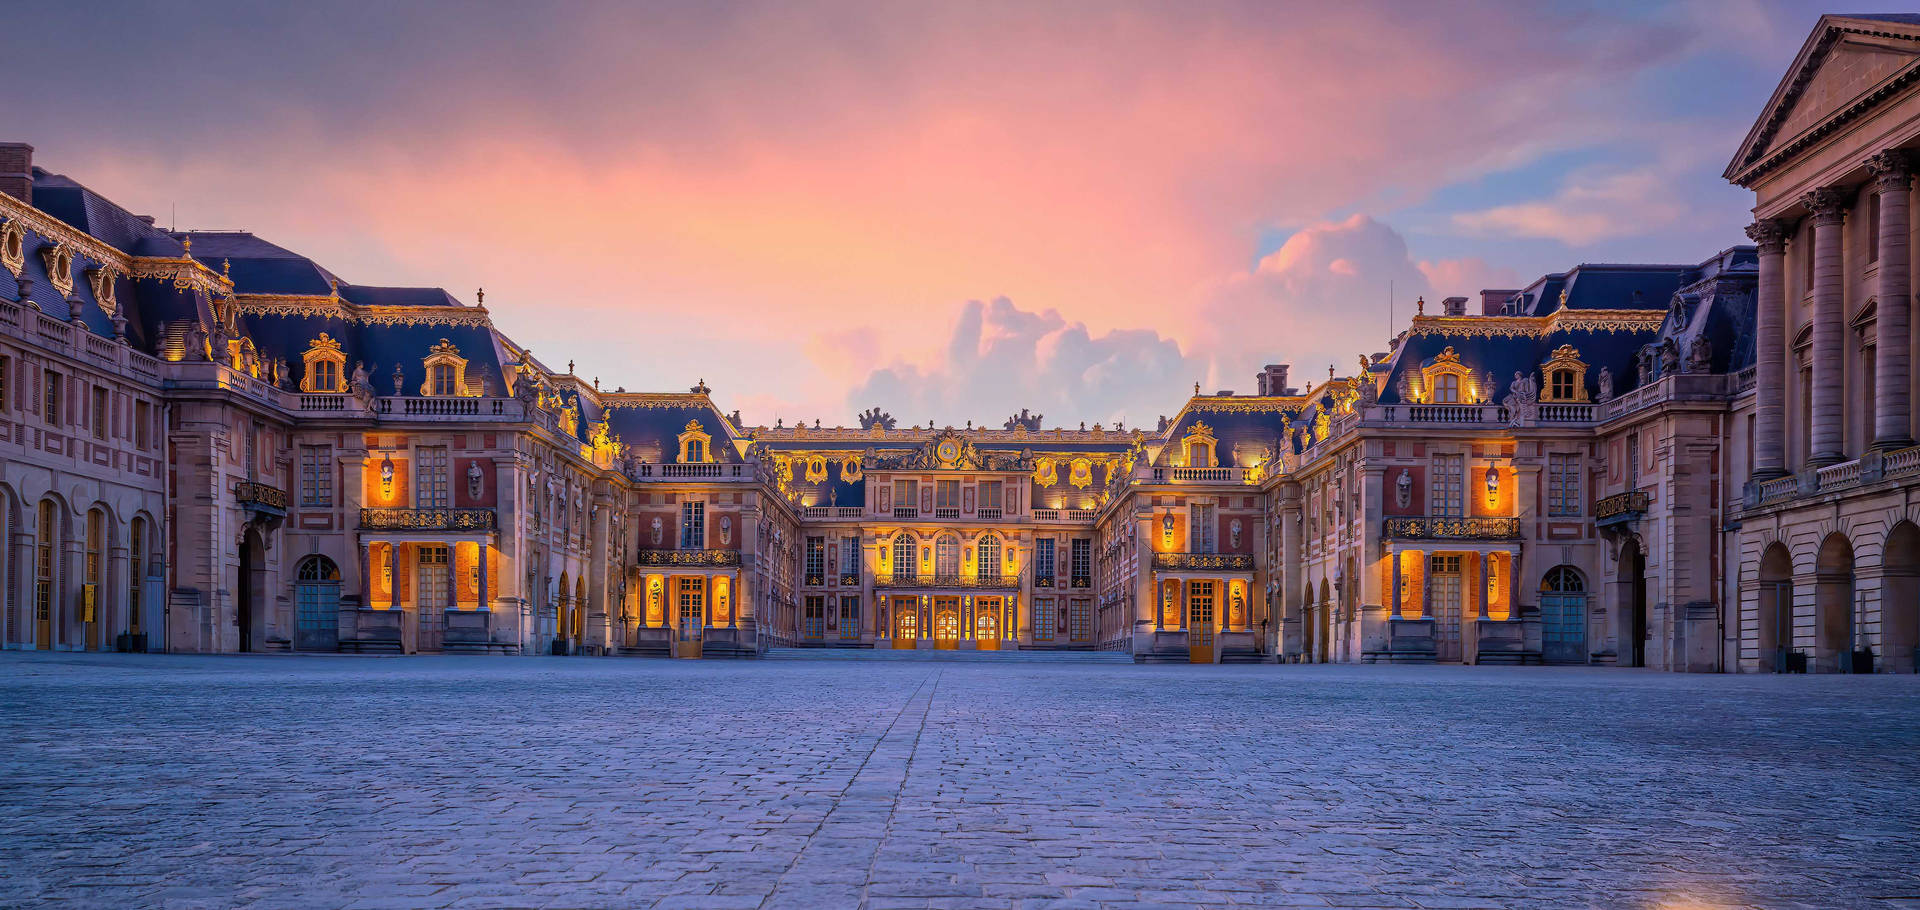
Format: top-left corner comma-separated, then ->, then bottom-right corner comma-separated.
763,646 -> 1132,663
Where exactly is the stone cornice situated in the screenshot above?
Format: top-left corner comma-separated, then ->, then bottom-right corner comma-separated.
1405,309 -> 1666,339
1726,19 -> 1920,186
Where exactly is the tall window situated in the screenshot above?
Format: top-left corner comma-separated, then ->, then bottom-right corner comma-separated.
134,399 -> 150,449
838,595 -> 859,640
416,446 -> 448,507
128,518 -> 145,636
803,595 -> 824,638
300,446 -> 333,508
1432,454 -> 1464,517
805,536 -> 825,583
892,479 -> 917,516
1070,538 -> 1091,587
839,535 -> 859,580
91,387 -> 108,440
1547,453 -> 1579,517
296,555 -> 341,632
684,437 -> 705,462
891,533 -> 916,579
430,364 -> 456,397
978,534 -> 1001,581
978,480 -> 1003,516
0,354 -> 9,412
679,500 -> 705,548
1434,373 -> 1460,404
42,369 -> 60,425
935,534 -> 960,576
935,479 -> 959,515
1189,503 -> 1216,553
1034,538 -> 1056,585
1626,434 -> 1641,490
85,510 -> 103,627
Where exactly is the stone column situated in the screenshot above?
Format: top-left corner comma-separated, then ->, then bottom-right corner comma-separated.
1390,549 -> 1403,620
10,531 -> 32,646
445,542 -> 456,613
1869,151 -> 1915,450
476,538 -> 490,611
1747,219 -> 1793,478
387,541 -> 400,609
1804,188 -> 1849,467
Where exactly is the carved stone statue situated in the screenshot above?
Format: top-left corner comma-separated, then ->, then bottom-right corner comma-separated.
720,515 -> 733,546
467,461 -> 484,500
1659,339 -> 1680,377
1395,469 -> 1412,508
650,516 -> 663,546
391,363 -> 405,396
348,361 -> 376,410
1686,334 -> 1712,373
1230,518 -> 1242,549
1596,365 -> 1613,402
857,407 -> 896,431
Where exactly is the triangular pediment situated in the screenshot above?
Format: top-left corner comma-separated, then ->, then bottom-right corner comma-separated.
1727,15 -> 1920,184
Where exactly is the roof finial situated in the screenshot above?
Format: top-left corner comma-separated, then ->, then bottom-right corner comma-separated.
593,376 -> 600,390
1194,381 -> 1201,396
475,287 -> 484,305
1416,295 -> 1425,316
1329,364 -> 1335,382
567,359 -> 575,374
222,258 -> 230,277
181,237 -> 192,255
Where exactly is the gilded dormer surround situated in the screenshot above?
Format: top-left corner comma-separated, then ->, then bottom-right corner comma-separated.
301,332 -> 348,393
1538,345 -> 1590,403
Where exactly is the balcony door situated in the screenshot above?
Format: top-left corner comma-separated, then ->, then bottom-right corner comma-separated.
933,597 -> 960,648
974,598 -> 999,650
1429,556 -> 1463,662
892,596 -> 918,648
676,577 -> 705,658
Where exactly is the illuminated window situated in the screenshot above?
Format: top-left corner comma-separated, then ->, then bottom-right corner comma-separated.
1033,596 -> 1056,642
1432,454 -> 1464,517
1070,538 -> 1091,588
935,534 -> 960,576
978,534 -> 1001,581
1188,503 -> 1216,553
1551,369 -> 1574,400
1434,373 -> 1460,404
313,359 -> 339,392
891,533 -> 916,579
838,596 -> 859,640
935,480 -> 959,513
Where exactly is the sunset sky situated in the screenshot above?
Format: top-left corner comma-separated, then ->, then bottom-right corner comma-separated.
11,1 -> 1828,427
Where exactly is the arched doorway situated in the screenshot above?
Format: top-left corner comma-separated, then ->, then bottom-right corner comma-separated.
1814,533 -> 1856,673
1883,523 -> 1920,674
33,498 -> 59,650
1539,565 -> 1588,664
1620,538 -> 1647,667
237,529 -> 265,652
1755,543 -> 1793,672
1316,579 -> 1332,663
295,555 -> 342,652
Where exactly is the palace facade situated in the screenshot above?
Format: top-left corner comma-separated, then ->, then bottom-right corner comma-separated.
2,14 -> 1917,670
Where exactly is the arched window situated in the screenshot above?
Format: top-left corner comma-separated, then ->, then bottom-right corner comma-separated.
1551,369 -> 1574,400
1541,565 -> 1585,592
1434,373 -> 1460,404
891,533 -> 917,579
295,555 -> 341,635
978,534 -> 1001,581
935,534 -> 960,577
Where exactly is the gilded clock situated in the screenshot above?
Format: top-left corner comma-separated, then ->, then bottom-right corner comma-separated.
935,438 -> 961,465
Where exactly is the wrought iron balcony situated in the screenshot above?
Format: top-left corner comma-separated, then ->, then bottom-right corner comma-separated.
874,573 -> 1020,590
1594,490 -> 1649,527
837,573 -> 861,586
1152,552 -> 1255,571
1381,517 -> 1520,540
233,481 -> 288,513
359,508 -> 497,531
636,548 -> 742,568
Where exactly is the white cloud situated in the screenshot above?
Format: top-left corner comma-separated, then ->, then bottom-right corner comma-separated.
1451,167 -> 1692,245
842,298 -> 1201,428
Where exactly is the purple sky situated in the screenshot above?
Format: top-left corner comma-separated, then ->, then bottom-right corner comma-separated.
9,0 -> 1829,426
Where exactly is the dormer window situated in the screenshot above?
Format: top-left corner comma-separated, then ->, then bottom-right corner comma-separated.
1434,373 -> 1460,404
1537,345 -> 1591,403
40,244 -> 75,297
431,364 -> 456,396
301,333 -> 348,393
418,338 -> 473,397
676,419 -> 714,464
2,219 -> 27,277
1550,369 -> 1574,400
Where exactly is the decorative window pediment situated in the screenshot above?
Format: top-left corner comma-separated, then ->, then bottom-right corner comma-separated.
40,244 -> 74,297
677,419 -> 714,464
85,266 -> 118,316
300,333 -> 348,392
1538,344 -> 1589,403
2,219 -> 27,277
1413,346 -> 1483,404
420,338 -> 478,397
1181,421 -> 1217,467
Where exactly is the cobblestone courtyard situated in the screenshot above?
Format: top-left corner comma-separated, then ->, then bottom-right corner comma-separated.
1,654 -> 1916,910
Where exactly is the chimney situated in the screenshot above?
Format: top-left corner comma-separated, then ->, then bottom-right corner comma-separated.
0,143 -> 32,205
1480,289 -> 1520,315
1256,363 -> 1292,396
1441,296 -> 1469,316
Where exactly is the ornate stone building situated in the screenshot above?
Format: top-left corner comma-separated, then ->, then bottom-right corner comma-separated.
2,14 -> 1915,670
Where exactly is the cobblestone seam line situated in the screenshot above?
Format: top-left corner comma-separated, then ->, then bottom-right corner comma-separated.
759,667 -> 942,909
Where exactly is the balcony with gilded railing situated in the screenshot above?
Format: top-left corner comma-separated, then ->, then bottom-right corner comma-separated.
359,508 -> 498,532
1382,516 -> 1520,540
873,572 -> 1020,590
635,548 -> 741,568
1151,552 -> 1255,572
1594,489 -> 1649,528
234,480 -> 289,515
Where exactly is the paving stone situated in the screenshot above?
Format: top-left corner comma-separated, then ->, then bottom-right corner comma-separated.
0,653 -> 1914,909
